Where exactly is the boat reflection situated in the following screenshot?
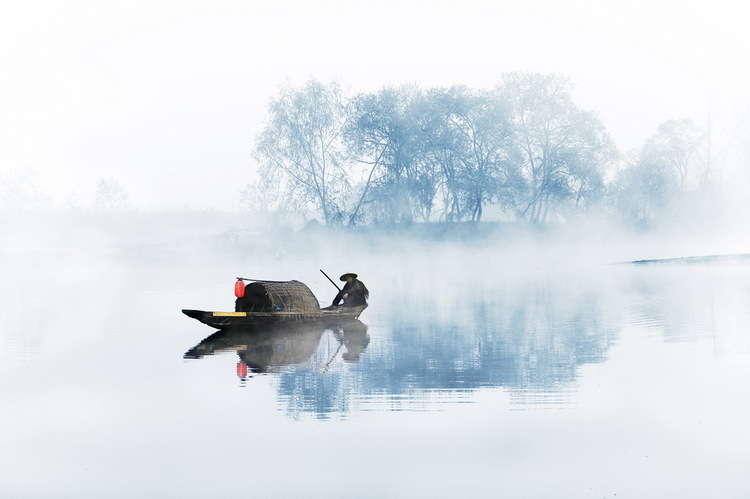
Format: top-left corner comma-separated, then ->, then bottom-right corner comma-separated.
184,320 -> 370,378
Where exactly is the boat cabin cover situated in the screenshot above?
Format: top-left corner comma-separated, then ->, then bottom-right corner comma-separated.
235,280 -> 321,314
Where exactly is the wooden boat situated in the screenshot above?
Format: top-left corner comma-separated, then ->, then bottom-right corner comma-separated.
182,279 -> 367,329
182,305 -> 367,328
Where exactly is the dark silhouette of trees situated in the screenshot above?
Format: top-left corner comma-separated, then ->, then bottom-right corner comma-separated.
249,75 -> 723,229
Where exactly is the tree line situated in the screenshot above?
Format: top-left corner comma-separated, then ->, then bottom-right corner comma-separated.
245,73 -> 723,228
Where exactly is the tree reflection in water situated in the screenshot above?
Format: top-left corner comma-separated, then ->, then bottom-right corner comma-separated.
184,277 -> 619,418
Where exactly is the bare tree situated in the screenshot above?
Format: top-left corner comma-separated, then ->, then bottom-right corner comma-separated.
346,85 -> 437,224
611,150 -> 677,226
93,177 -> 132,212
429,86 -> 516,222
255,79 -> 352,225
500,73 -> 616,223
610,120 -> 710,226
643,119 -> 703,190
0,167 -> 50,212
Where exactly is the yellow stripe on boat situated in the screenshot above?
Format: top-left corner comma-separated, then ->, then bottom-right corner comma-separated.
212,312 -> 247,317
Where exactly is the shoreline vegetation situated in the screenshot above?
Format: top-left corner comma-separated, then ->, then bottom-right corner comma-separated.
3,76 -> 746,268
246,77 -> 740,232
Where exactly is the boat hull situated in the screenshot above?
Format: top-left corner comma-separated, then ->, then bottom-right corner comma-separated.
182,304 -> 367,329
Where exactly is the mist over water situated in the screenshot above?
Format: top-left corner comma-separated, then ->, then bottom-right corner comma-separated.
3,0 -> 750,495
2,214 -> 750,497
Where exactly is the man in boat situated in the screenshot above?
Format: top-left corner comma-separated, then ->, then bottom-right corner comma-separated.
331,272 -> 369,307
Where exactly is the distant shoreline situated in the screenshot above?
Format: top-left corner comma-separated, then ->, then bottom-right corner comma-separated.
623,254 -> 750,265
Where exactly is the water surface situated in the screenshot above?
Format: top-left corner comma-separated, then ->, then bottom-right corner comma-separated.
2,246 -> 749,498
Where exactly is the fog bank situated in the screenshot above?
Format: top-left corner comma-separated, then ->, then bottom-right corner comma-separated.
3,209 -> 747,286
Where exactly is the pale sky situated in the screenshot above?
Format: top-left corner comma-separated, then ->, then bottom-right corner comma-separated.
1,0 -> 748,210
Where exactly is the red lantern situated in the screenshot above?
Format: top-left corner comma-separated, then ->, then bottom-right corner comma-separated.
234,279 -> 245,298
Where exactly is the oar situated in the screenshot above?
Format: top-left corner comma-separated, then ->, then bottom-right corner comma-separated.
322,340 -> 344,373
320,269 -> 341,291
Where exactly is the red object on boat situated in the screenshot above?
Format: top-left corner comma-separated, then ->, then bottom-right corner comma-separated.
234,279 -> 245,298
237,362 -> 248,378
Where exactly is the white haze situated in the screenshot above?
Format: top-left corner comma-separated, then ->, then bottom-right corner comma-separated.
1,0 -> 749,213
4,6 -> 750,497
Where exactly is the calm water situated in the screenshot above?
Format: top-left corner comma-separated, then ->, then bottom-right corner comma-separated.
2,244 -> 750,498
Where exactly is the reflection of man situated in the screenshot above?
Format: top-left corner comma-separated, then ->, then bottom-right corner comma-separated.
336,321 -> 370,362
331,273 -> 369,307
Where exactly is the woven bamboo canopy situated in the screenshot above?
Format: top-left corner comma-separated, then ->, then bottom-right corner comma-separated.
236,280 -> 321,314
